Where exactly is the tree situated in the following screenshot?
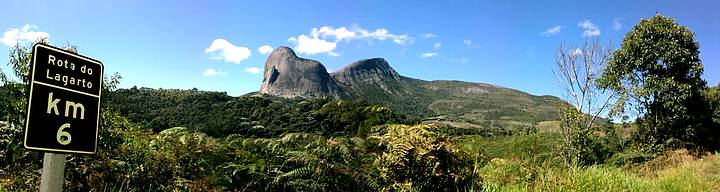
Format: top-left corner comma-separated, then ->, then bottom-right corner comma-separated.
597,14 -> 715,150
0,40 -> 48,190
553,38 -> 615,166
1,40 -> 40,126
706,85 -> 720,134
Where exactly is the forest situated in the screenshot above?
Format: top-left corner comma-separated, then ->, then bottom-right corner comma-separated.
2,14 -> 720,191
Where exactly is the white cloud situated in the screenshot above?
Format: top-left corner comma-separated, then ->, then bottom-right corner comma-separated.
578,20 -> 601,37
421,33 -> 437,38
613,18 -> 622,31
203,68 -> 227,76
205,39 -> 252,63
463,39 -> 472,46
288,25 -> 413,55
290,34 -> 337,55
421,52 -> 438,58
244,67 -> 262,74
433,42 -> 442,49
540,25 -> 564,36
1,24 -> 50,47
316,26 -> 357,42
353,27 -> 414,45
258,45 -> 273,55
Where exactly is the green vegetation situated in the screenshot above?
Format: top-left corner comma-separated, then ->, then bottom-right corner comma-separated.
413,79 -> 563,127
372,125 -> 481,191
106,87 -> 413,137
346,76 -> 565,131
597,14 -> 718,150
459,134 -> 720,192
2,108 -> 480,191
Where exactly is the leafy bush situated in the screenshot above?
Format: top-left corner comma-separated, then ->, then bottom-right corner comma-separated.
371,124 -> 482,191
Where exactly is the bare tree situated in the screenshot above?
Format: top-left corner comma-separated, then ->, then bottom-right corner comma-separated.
553,38 -> 615,167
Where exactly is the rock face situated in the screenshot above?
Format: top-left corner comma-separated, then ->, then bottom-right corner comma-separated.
331,58 -> 406,96
259,46 -> 349,99
259,47 -> 408,99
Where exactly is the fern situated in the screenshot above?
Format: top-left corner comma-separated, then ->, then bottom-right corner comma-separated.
373,124 -> 480,191
285,151 -> 319,164
279,166 -> 313,181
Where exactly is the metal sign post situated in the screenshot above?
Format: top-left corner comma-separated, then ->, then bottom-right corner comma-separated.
40,153 -> 66,192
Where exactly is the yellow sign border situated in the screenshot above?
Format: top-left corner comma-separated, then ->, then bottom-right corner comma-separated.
23,43 -> 104,155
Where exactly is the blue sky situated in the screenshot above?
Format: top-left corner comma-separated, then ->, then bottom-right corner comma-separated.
1,0 -> 718,97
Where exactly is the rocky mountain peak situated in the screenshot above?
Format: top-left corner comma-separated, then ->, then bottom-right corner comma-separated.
259,46 -> 349,99
331,58 -> 405,96
331,58 -> 402,83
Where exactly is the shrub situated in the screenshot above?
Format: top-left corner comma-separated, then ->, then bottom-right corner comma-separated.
371,124 -> 482,191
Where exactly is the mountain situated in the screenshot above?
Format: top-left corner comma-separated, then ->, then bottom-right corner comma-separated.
331,58 -> 407,97
260,46 -> 564,130
259,47 -> 350,99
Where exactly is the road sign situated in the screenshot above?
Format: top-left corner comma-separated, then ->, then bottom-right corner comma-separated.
23,43 -> 104,154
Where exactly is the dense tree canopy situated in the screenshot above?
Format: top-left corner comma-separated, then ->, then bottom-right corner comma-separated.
597,14 -> 716,149
106,87 -> 414,137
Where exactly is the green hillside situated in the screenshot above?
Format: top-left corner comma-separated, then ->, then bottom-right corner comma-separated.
346,76 -> 564,131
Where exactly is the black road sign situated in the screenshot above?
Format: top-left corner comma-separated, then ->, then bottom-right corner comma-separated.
24,43 -> 104,154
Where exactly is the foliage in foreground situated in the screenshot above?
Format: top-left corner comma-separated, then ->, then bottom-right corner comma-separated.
481,152 -> 720,192
371,125 -> 482,191
461,134 -> 720,192
1,121 -> 480,191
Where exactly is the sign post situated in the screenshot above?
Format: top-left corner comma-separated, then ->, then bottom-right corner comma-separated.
40,153 -> 66,192
23,43 -> 104,192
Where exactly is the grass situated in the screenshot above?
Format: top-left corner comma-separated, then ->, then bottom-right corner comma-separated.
476,155 -> 720,192
568,166 -> 649,191
567,154 -> 719,192
459,133 -> 562,166
644,151 -> 720,191
459,133 -> 720,192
